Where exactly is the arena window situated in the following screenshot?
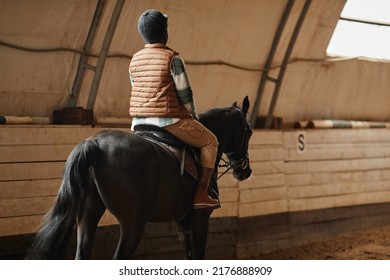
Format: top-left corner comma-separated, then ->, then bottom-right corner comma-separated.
327,0 -> 390,60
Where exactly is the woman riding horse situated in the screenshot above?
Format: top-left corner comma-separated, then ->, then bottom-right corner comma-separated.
26,97 -> 252,259
26,9 -> 253,260
129,9 -> 219,209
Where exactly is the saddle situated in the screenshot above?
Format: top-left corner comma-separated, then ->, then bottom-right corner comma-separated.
134,124 -> 199,180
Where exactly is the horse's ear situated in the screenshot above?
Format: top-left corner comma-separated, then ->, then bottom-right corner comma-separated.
242,96 -> 250,115
232,101 -> 238,108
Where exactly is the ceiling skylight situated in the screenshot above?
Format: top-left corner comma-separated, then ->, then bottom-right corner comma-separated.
327,0 -> 390,60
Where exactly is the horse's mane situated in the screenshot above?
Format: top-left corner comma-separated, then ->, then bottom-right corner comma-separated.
199,107 -> 232,122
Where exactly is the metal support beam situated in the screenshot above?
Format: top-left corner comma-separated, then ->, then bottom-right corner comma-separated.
86,0 -> 125,110
249,0 -> 295,128
340,16 -> 390,27
68,0 -> 105,107
264,0 -> 312,129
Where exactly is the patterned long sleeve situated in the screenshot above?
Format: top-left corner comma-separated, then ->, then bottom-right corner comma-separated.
171,56 -> 197,116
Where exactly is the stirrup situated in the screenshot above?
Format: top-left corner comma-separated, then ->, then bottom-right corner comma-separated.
193,198 -> 220,210
194,202 -> 220,210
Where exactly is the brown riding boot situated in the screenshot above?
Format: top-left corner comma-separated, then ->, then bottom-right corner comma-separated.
194,167 -> 219,209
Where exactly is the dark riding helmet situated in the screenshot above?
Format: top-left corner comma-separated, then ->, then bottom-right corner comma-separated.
137,9 -> 168,44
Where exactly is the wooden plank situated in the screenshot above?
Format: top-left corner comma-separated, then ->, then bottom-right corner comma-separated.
249,146 -> 284,162
285,141 -> 390,150
0,204 -> 118,237
216,172 -> 238,188
211,202 -> 238,218
289,191 -> 390,212
285,144 -> 390,162
239,199 -> 288,217
239,173 -> 285,189
143,235 -> 182,254
240,186 -> 287,203
250,130 -> 283,145
0,207 -> 118,237
99,211 -> 118,227
218,187 -> 238,202
288,180 -> 390,199
0,162 -> 64,181
0,144 -> 74,163
0,233 -> 37,259
239,212 -> 289,230
0,196 -> 55,218
0,126 -> 122,145
287,169 -> 390,187
206,231 -> 236,248
238,224 -> 290,244
284,129 -> 390,145
289,203 -> 390,225
250,161 -> 285,175
209,216 -> 238,233
236,238 -> 290,258
0,215 -> 42,236
0,179 -> 61,199
143,223 -> 178,238
206,238 -> 236,259
286,158 -> 390,174
289,220 -> 340,245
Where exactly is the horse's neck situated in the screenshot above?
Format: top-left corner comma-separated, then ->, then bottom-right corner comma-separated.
200,109 -> 228,152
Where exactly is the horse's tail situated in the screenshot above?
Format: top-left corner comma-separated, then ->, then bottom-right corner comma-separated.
26,139 -> 99,259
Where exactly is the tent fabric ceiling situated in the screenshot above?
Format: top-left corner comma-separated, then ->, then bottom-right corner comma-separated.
1,0 -> 390,126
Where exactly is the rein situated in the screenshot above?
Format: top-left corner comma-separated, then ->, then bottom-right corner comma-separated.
217,154 -> 249,180
217,154 -> 250,180
217,157 -> 232,180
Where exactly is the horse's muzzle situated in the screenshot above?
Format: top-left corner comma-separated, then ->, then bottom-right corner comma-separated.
232,164 -> 252,181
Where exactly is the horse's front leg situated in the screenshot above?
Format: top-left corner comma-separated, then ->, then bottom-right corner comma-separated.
190,209 -> 212,260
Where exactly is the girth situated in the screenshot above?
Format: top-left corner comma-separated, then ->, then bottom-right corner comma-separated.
134,124 -> 199,179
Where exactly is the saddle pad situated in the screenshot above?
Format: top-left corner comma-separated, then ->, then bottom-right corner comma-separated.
134,124 -> 184,148
157,142 -> 199,180
134,124 -> 199,179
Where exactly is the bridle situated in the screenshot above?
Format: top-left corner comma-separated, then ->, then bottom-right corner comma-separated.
217,107 -> 252,180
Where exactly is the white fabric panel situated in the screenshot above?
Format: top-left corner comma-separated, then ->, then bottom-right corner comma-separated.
0,0 -> 97,117
2,0 -> 390,127
264,58 -> 390,126
88,0 -> 288,117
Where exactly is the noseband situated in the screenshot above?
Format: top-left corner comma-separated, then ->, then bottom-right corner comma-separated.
217,108 -> 252,180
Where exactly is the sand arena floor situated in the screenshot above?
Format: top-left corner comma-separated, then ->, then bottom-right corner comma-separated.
254,225 -> 390,260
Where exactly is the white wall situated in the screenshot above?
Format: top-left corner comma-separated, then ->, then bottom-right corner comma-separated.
2,0 -> 390,126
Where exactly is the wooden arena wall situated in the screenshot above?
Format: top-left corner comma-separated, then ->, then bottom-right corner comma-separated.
1,126 -> 390,259
236,129 -> 390,259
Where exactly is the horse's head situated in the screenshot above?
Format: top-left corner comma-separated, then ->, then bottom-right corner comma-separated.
224,96 -> 253,181
200,96 -> 253,181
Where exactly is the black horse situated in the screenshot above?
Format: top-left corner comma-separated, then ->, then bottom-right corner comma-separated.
26,96 -> 252,259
